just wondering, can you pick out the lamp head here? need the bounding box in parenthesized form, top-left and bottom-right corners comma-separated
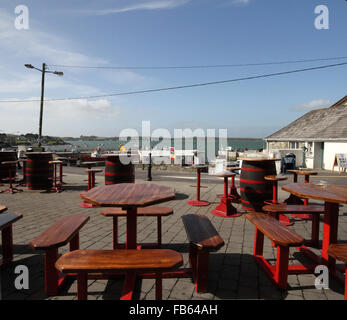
(25, 64, 34, 69)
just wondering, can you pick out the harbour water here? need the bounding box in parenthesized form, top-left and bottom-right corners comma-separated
(44, 138, 265, 155)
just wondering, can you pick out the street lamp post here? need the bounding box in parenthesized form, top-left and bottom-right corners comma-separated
(25, 63, 63, 147)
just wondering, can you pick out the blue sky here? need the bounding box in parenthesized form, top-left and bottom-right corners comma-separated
(0, 0, 346, 138)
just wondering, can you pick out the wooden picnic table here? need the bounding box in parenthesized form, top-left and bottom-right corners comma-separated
(282, 182, 347, 284)
(80, 183, 175, 249)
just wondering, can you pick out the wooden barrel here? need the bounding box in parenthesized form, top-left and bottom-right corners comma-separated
(105, 155, 135, 185)
(0, 151, 17, 181)
(25, 152, 53, 190)
(239, 159, 276, 211)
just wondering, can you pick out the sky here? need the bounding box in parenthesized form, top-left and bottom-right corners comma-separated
(0, 0, 346, 138)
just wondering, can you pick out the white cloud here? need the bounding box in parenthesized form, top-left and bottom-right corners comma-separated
(0, 10, 106, 66)
(231, 0, 251, 5)
(0, 98, 122, 136)
(83, 0, 191, 15)
(293, 99, 331, 112)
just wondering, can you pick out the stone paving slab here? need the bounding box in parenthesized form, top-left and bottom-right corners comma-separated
(0, 169, 346, 300)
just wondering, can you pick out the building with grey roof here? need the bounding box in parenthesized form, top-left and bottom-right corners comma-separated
(265, 95, 347, 171)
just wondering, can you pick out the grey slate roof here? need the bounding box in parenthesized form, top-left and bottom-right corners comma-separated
(265, 95, 347, 141)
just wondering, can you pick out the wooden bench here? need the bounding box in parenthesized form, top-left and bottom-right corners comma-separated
(0, 213, 23, 268)
(246, 212, 305, 289)
(101, 206, 173, 249)
(55, 249, 183, 300)
(29, 214, 90, 295)
(263, 204, 324, 247)
(327, 244, 347, 300)
(181, 214, 224, 293)
(0, 205, 7, 213)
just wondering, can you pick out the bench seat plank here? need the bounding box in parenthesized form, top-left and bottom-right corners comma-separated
(101, 206, 173, 217)
(328, 244, 347, 263)
(55, 249, 183, 273)
(30, 214, 90, 250)
(182, 214, 224, 251)
(0, 213, 23, 230)
(263, 204, 324, 213)
(246, 212, 304, 247)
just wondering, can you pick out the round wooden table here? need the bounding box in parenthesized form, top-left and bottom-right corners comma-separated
(187, 165, 210, 207)
(211, 171, 241, 218)
(226, 167, 241, 201)
(282, 182, 347, 286)
(80, 183, 175, 249)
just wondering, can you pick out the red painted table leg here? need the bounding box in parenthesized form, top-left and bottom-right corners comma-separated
(285, 172, 304, 205)
(211, 176, 241, 218)
(228, 174, 241, 203)
(187, 168, 209, 206)
(1, 166, 23, 194)
(126, 207, 137, 249)
(322, 202, 339, 266)
(80, 171, 96, 207)
(58, 162, 66, 185)
(269, 180, 293, 226)
(291, 174, 311, 220)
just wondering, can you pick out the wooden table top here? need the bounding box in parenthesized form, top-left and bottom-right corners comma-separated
(215, 171, 235, 177)
(282, 183, 347, 204)
(287, 169, 318, 176)
(237, 157, 281, 162)
(80, 183, 175, 207)
(264, 175, 288, 181)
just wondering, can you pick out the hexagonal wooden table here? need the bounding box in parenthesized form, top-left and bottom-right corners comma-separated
(80, 183, 175, 249)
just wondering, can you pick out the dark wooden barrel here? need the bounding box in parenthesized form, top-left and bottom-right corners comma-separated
(25, 152, 53, 190)
(105, 155, 135, 185)
(0, 151, 17, 181)
(239, 159, 276, 212)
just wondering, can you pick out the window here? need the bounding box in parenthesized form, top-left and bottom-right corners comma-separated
(289, 141, 299, 149)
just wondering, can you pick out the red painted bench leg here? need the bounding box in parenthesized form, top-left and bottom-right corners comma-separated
(189, 244, 197, 280)
(70, 233, 79, 251)
(121, 272, 136, 300)
(45, 248, 59, 296)
(254, 228, 264, 256)
(156, 273, 162, 300)
(345, 265, 347, 300)
(195, 249, 209, 293)
(275, 246, 289, 290)
(1, 225, 13, 266)
(77, 273, 88, 300)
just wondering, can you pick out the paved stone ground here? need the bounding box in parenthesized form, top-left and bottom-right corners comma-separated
(0, 168, 346, 300)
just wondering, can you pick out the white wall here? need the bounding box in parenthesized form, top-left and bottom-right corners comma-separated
(323, 142, 347, 171)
